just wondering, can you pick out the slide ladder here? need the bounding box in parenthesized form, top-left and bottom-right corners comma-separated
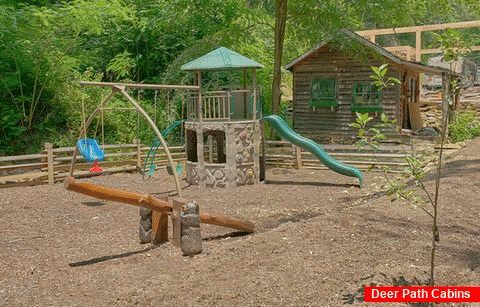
(143, 120, 184, 178)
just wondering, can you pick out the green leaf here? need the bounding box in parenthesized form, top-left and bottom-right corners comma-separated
(380, 113, 388, 123)
(371, 65, 380, 76)
(386, 77, 401, 85)
(349, 123, 361, 129)
(360, 112, 370, 122)
(379, 64, 388, 77)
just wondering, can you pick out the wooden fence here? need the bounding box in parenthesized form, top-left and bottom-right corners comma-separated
(0, 140, 185, 188)
(266, 141, 419, 172)
(1, 138, 455, 188)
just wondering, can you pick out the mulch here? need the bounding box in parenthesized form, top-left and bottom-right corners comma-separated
(1, 137, 480, 306)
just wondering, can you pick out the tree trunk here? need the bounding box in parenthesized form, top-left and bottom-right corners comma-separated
(272, 0, 288, 115)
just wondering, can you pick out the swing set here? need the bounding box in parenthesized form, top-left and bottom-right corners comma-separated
(70, 81, 200, 197)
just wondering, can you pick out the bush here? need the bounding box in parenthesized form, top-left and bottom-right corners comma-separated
(448, 107, 480, 143)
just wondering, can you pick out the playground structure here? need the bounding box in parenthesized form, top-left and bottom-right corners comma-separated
(63, 47, 364, 255)
(69, 82, 199, 197)
(180, 47, 363, 188)
(180, 47, 264, 188)
(66, 77, 260, 254)
(70, 47, 363, 191)
(64, 176, 254, 255)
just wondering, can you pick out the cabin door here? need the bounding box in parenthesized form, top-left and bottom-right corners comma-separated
(401, 75, 422, 130)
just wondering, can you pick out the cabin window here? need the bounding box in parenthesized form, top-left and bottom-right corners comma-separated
(309, 79, 339, 108)
(350, 82, 383, 112)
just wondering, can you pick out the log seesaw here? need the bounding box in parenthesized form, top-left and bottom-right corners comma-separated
(64, 177, 254, 255)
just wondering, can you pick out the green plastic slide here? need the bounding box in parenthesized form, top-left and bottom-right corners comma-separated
(262, 115, 363, 187)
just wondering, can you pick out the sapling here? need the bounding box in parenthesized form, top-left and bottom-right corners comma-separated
(350, 61, 445, 287)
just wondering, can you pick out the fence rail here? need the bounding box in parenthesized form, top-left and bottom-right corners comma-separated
(0, 138, 451, 188)
(0, 140, 185, 188)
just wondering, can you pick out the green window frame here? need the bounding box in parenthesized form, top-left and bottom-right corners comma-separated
(350, 82, 383, 113)
(309, 79, 339, 108)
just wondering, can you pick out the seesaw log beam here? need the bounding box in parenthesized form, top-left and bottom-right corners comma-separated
(64, 177, 254, 233)
(64, 176, 171, 213)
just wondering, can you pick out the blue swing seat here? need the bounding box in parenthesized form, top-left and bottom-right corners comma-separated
(77, 139, 105, 163)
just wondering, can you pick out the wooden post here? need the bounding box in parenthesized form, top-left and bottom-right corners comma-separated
(172, 198, 185, 248)
(411, 138, 417, 158)
(208, 135, 213, 163)
(415, 30, 422, 62)
(197, 71, 203, 123)
(227, 92, 232, 121)
(45, 142, 54, 185)
(295, 145, 302, 169)
(243, 68, 247, 119)
(151, 195, 169, 245)
(252, 68, 257, 120)
(260, 121, 266, 182)
(135, 139, 142, 169)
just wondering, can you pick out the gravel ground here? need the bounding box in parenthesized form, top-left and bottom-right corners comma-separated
(1, 137, 480, 306)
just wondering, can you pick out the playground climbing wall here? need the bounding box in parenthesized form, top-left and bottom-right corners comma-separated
(185, 120, 262, 188)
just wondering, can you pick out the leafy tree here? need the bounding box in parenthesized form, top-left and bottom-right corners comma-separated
(1, 0, 479, 155)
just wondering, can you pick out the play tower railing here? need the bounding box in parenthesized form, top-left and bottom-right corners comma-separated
(187, 89, 260, 121)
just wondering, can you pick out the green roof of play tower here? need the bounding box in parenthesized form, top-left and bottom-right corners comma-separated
(180, 47, 264, 71)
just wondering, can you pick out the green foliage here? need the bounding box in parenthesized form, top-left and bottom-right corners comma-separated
(432, 28, 470, 62)
(350, 112, 395, 151)
(107, 51, 136, 81)
(1, 0, 479, 155)
(370, 64, 401, 90)
(448, 107, 480, 143)
(352, 65, 432, 208)
(350, 108, 428, 211)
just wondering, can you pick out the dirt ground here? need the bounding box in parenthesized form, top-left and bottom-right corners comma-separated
(1, 137, 480, 306)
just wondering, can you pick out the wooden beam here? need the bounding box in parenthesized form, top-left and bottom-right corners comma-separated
(415, 30, 422, 62)
(421, 46, 480, 54)
(45, 142, 54, 185)
(79, 81, 200, 91)
(151, 210, 169, 244)
(0, 162, 48, 172)
(64, 176, 173, 213)
(119, 89, 183, 197)
(0, 153, 46, 162)
(64, 177, 255, 233)
(356, 20, 480, 36)
(199, 212, 255, 233)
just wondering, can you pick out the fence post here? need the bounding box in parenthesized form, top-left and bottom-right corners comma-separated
(136, 139, 142, 169)
(295, 145, 302, 169)
(45, 142, 54, 184)
(411, 137, 417, 158)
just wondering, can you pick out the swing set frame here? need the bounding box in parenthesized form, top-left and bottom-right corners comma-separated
(70, 81, 200, 197)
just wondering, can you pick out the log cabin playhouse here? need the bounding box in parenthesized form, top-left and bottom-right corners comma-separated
(285, 29, 451, 142)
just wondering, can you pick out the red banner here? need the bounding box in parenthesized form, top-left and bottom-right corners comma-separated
(364, 286, 480, 303)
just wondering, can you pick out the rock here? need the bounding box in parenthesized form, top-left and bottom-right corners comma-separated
(180, 202, 202, 255)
